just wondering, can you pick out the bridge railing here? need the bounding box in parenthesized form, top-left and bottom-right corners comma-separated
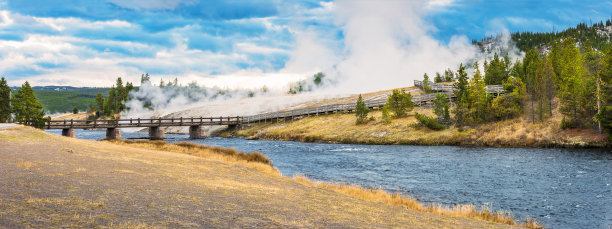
(38, 117, 242, 129)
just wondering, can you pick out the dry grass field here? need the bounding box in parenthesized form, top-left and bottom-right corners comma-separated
(228, 105, 608, 148)
(0, 126, 539, 228)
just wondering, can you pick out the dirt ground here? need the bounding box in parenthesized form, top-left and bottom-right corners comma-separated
(0, 126, 517, 228)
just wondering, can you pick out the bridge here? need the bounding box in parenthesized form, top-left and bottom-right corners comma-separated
(36, 81, 505, 140)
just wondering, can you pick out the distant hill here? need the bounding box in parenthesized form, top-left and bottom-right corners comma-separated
(474, 20, 612, 52)
(32, 88, 111, 114)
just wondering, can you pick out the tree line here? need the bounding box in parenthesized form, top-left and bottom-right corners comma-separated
(90, 77, 134, 119)
(0, 78, 48, 128)
(354, 35, 612, 140)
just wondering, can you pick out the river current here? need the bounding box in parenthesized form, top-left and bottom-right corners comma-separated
(46, 129, 612, 229)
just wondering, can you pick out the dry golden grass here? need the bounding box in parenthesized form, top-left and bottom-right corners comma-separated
(233, 104, 608, 148)
(1, 126, 529, 228)
(293, 175, 543, 229)
(112, 139, 279, 176)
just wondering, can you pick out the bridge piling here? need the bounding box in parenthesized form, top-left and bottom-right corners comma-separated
(105, 128, 121, 140)
(61, 128, 75, 138)
(189, 125, 206, 139)
(149, 126, 165, 140)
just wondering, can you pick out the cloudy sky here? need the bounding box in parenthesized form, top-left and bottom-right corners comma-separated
(0, 0, 611, 90)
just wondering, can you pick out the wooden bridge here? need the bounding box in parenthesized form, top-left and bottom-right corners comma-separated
(38, 81, 505, 140)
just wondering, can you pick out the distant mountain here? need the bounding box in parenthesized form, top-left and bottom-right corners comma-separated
(474, 20, 612, 53)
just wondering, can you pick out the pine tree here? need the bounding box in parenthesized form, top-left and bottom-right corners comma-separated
(583, 41, 604, 132)
(11, 81, 46, 128)
(433, 93, 450, 121)
(444, 69, 454, 82)
(386, 89, 414, 118)
(381, 104, 392, 124)
(453, 63, 469, 125)
(423, 73, 432, 93)
(535, 55, 555, 121)
(434, 72, 443, 83)
(95, 93, 104, 113)
(468, 61, 487, 123)
(523, 48, 540, 123)
(106, 86, 117, 114)
(0, 77, 11, 122)
(355, 94, 368, 124)
(557, 37, 585, 127)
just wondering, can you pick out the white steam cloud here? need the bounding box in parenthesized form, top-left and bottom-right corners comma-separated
(123, 0, 524, 122)
(324, 0, 478, 93)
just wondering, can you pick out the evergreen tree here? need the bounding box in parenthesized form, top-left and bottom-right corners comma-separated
(116, 77, 125, 111)
(106, 86, 117, 114)
(491, 77, 526, 120)
(434, 72, 443, 83)
(381, 104, 392, 124)
(140, 73, 150, 84)
(0, 77, 11, 122)
(95, 93, 104, 113)
(422, 73, 432, 93)
(355, 94, 368, 124)
(598, 45, 612, 140)
(433, 93, 450, 121)
(444, 68, 455, 82)
(557, 37, 585, 127)
(484, 52, 509, 85)
(453, 63, 469, 125)
(523, 48, 541, 123)
(11, 82, 46, 128)
(386, 89, 414, 118)
(468, 61, 487, 123)
(535, 55, 555, 121)
(583, 41, 605, 132)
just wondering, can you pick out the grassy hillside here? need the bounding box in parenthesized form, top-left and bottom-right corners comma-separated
(33, 88, 110, 114)
(0, 126, 539, 228)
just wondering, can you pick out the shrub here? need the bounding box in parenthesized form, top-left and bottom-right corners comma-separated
(386, 89, 414, 118)
(561, 117, 576, 129)
(381, 104, 392, 124)
(415, 112, 445, 130)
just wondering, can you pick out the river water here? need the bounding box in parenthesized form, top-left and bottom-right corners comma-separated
(46, 129, 612, 229)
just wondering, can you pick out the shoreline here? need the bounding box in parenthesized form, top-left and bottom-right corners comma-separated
(216, 110, 610, 149)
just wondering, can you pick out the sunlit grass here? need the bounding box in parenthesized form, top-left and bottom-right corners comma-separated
(294, 175, 543, 229)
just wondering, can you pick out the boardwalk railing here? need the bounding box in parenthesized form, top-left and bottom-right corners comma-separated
(36, 117, 242, 129)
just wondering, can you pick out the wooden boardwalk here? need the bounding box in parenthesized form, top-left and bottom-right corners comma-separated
(36, 81, 505, 139)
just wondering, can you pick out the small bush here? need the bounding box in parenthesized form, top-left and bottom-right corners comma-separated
(561, 117, 576, 129)
(415, 112, 445, 130)
(381, 105, 392, 124)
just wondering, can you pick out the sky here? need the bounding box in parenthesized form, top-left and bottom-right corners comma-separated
(0, 0, 611, 91)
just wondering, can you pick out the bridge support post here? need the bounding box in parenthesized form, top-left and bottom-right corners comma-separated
(149, 126, 165, 140)
(105, 128, 121, 140)
(189, 125, 206, 139)
(61, 128, 75, 138)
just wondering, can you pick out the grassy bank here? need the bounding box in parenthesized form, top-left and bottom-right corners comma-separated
(0, 126, 541, 228)
(222, 106, 609, 148)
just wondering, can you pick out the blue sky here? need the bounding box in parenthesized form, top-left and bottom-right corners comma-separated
(0, 0, 611, 88)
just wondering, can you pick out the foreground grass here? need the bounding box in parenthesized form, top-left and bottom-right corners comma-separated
(226, 106, 608, 148)
(0, 126, 539, 228)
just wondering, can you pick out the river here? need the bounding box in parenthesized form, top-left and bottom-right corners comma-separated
(46, 129, 612, 229)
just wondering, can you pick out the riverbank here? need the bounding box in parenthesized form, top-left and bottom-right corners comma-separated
(220, 107, 609, 148)
(0, 126, 541, 228)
